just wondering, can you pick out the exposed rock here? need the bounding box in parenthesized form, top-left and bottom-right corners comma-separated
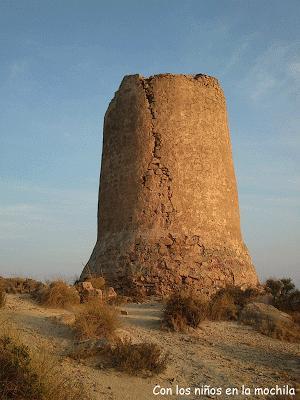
(81, 281, 94, 291)
(106, 287, 117, 299)
(81, 73, 259, 295)
(75, 281, 103, 303)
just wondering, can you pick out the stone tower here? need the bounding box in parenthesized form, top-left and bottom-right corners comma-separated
(81, 74, 258, 295)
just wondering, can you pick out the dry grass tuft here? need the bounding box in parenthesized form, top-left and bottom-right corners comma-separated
(34, 280, 80, 309)
(0, 335, 42, 399)
(74, 301, 120, 340)
(0, 276, 44, 295)
(104, 339, 168, 376)
(0, 289, 6, 308)
(209, 289, 238, 321)
(290, 311, 300, 326)
(163, 289, 208, 332)
(0, 327, 87, 400)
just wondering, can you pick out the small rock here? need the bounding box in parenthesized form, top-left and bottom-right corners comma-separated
(120, 310, 128, 315)
(81, 281, 94, 291)
(107, 287, 117, 299)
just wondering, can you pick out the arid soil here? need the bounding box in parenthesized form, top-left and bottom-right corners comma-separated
(1, 294, 299, 400)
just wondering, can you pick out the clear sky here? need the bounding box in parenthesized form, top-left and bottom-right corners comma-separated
(0, 0, 299, 285)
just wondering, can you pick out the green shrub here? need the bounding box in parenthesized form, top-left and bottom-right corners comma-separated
(265, 278, 300, 312)
(105, 340, 168, 376)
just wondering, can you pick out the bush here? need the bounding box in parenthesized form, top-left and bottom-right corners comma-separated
(0, 277, 45, 295)
(163, 289, 208, 332)
(35, 280, 80, 309)
(0, 289, 6, 308)
(209, 290, 238, 321)
(265, 278, 300, 312)
(0, 334, 86, 400)
(74, 302, 120, 340)
(208, 285, 262, 321)
(0, 335, 42, 399)
(105, 340, 168, 376)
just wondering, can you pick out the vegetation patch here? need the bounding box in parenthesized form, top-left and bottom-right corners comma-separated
(104, 340, 168, 376)
(74, 301, 120, 340)
(265, 278, 300, 313)
(0, 289, 6, 308)
(0, 276, 44, 295)
(0, 334, 86, 400)
(163, 289, 208, 331)
(209, 289, 238, 321)
(34, 280, 80, 309)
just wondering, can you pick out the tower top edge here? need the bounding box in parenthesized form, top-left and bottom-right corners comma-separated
(121, 73, 221, 88)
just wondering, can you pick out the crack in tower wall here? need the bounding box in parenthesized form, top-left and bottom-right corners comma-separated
(140, 77, 175, 228)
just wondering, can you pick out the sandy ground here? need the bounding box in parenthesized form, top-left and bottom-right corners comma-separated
(1, 294, 299, 400)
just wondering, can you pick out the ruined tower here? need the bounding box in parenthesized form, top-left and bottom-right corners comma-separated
(81, 74, 258, 295)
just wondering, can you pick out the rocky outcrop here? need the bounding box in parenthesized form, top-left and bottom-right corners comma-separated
(81, 74, 258, 295)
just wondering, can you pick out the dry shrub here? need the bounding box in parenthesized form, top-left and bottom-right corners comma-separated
(105, 340, 168, 376)
(0, 334, 87, 400)
(74, 302, 120, 340)
(290, 311, 300, 326)
(208, 285, 261, 321)
(265, 278, 300, 312)
(35, 280, 80, 309)
(0, 276, 45, 295)
(0, 335, 43, 399)
(0, 289, 6, 308)
(163, 289, 208, 332)
(209, 290, 238, 321)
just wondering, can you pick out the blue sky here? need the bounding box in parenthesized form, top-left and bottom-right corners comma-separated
(0, 0, 299, 285)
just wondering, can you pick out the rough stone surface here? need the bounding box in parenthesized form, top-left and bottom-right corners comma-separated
(81, 73, 259, 295)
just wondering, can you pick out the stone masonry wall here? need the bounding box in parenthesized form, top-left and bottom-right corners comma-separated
(81, 74, 258, 295)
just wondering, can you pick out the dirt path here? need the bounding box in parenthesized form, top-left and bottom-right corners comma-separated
(1, 294, 299, 400)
